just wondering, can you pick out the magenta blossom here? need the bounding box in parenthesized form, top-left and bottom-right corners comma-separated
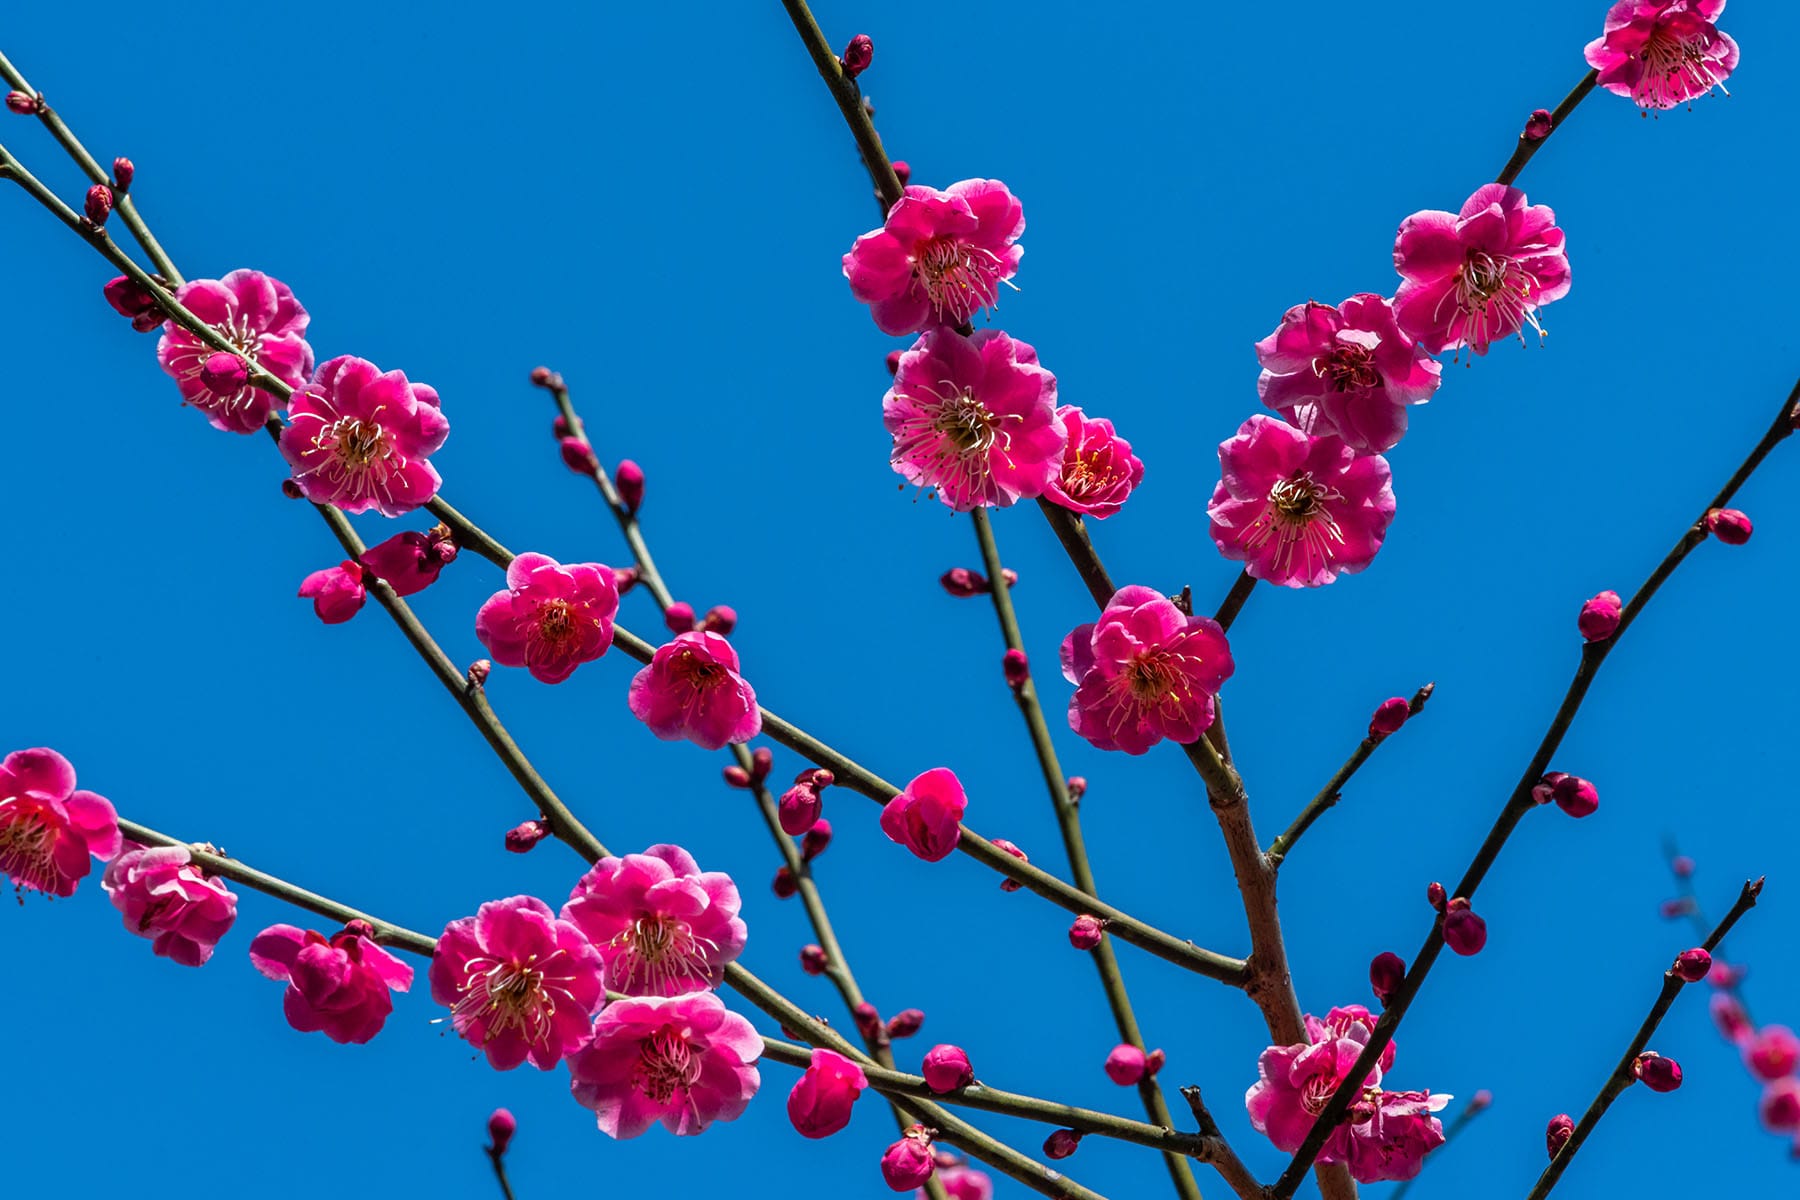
(929, 1166, 994, 1200)
(430, 896, 605, 1071)
(101, 842, 238, 966)
(879, 768, 967, 862)
(298, 561, 366, 624)
(475, 552, 620, 684)
(156, 269, 312, 433)
(1309, 1006, 1399, 1075)
(360, 526, 457, 597)
(0, 747, 120, 897)
(1584, 1, 1738, 110)
(1744, 1026, 1800, 1083)
(1342, 1089, 1450, 1183)
(1246, 1019, 1382, 1155)
(279, 355, 449, 516)
(1060, 585, 1235, 754)
(249, 921, 413, 1044)
(568, 991, 762, 1138)
(885, 328, 1064, 511)
(562, 844, 747, 997)
(1254, 294, 1442, 453)
(843, 179, 1024, 334)
(1043, 406, 1145, 519)
(1393, 184, 1571, 357)
(627, 631, 762, 750)
(787, 1048, 868, 1138)
(1207, 415, 1395, 588)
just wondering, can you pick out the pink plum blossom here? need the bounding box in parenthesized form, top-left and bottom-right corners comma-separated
(249, 920, 413, 1044)
(567, 990, 762, 1138)
(1393, 184, 1571, 357)
(1744, 1026, 1800, 1082)
(929, 1166, 994, 1200)
(156, 269, 312, 433)
(1207, 415, 1395, 588)
(1761, 1078, 1800, 1134)
(1342, 1089, 1450, 1184)
(430, 896, 605, 1070)
(475, 552, 620, 684)
(1043, 406, 1145, 518)
(879, 768, 967, 862)
(1254, 294, 1442, 453)
(1060, 585, 1235, 754)
(298, 561, 367, 624)
(101, 842, 238, 965)
(885, 328, 1064, 511)
(1247, 1020, 1381, 1155)
(1584, 1, 1738, 110)
(843, 179, 1024, 334)
(562, 844, 747, 996)
(359, 525, 457, 597)
(627, 631, 762, 749)
(787, 1047, 868, 1138)
(0, 747, 120, 897)
(279, 355, 449, 516)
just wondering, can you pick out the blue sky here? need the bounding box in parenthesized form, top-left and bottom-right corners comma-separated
(2, 2, 1795, 1197)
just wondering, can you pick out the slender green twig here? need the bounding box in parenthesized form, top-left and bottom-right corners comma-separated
(1496, 71, 1600, 188)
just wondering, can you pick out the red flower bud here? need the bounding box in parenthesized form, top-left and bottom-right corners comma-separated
(800, 944, 828, 976)
(1634, 1052, 1683, 1093)
(6, 91, 40, 115)
(103, 274, 157, 318)
(1065, 776, 1087, 802)
(881, 1128, 935, 1190)
(722, 765, 752, 789)
(663, 601, 696, 633)
(1002, 648, 1029, 689)
(1659, 897, 1695, 920)
(1443, 900, 1488, 956)
(778, 783, 824, 837)
(939, 567, 989, 597)
(772, 866, 798, 899)
(1043, 1129, 1083, 1160)
(503, 819, 549, 853)
(200, 351, 250, 398)
(922, 1044, 973, 1093)
(992, 837, 1028, 891)
(1369, 696, 1410, 737)
(1673, 948, 1712, 983)
(530, 366, 554, 387)
(701, 605, 738, 635)
(885, 349, 903, 377)
(112, 156, 135, 191)
(1549, 773, 1599, 818)
(1069, 914, 1105, 950)
(612, 565, 640, 595)
(886, 1008, 925, 1040)
(840, 34, 873, 79)
(84, 183, 114, 226)
(559, 437, 599, 476)
(1469, 1089, 1493, 1113)
(854, 1002, 885, 1044)
(1524, 108, 1554, 141)
(801, 818, 833, 862)
(1104, 1044, 1147, 1085)
(1546, 1113, 1574, 1159)
(891, 159, 911, 186)
(1578, 590, 1623, 642)
(1706, 507, 1752, 545)
(1427, 881, 1447, 912)
(751, 747, 774, 783)
(466, 659, 491, 688)
(487, 1108, 516, 1156)
(1144, 1048, 1165, 1076)
(1370, 951, 1405, 1005)
(615, 459, 645, 515)
(1671, 854, 1695, 879)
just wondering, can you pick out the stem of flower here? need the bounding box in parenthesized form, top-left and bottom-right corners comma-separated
(1496, 71, 1600, 188)
(1212, 571, 1256, 633)
(485, 1149, 518, 1200)
(776, 0, 902, 211)
(1035, 498, 1117, 608)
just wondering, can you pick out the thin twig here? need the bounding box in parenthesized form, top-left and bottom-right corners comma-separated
(1212, 571, 1256, 633)
(1180, 1087, 1267, 1200)
(485, 1150, 518, 1200)
(1496, 71, 1600, 188)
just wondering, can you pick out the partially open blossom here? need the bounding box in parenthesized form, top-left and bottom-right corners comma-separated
(298, 561, 366, 624)
(1393, 184, 1571, 356)
(1061, 585, 1235, 753)
(1635, 1052, 1683, 1092)
(248, 921, 413, 1044)
(1443, 900, 1488, 956)
(882, 1127, 938, 1190)
(101, 842, 238, 965)
(1370, 698, 1411, 737)
(923, 1044, 974, 1093)
(1673, 948, 1712, 983)
(0, 748, 120, 897)
(476, 552, 620, 684)
(1370, 951, 1406, 1005)
(562, 844, 745, 997)
(1044, 406, 1145, 518)
(1254, 295, 1441, 453)
(157, 269, 312, 433)
(1343, 1090, 1449, 1184)
(880, 768, 966, 862)
(430, 896, 604, 1071)
(788, 1047, 868, 1138)
(1069, 914, 1105, 950)
(885, 327, 1064, 510)
(280, 355, 447, 515)
(1744, 1027, 1800, 1082)
(1760, 1079, 1800, 1134)
(359, 525, 457, 597)
(1105, 1044, 1148, 1086)
(1546, 1113, 1575, 1158)
(628, 631, 761, 749)
(930, 1165, 993, 1200)
(568, 990, 762, 1138)
(1579, 590, 1623, 641)
(844, 179, 1024, 334)
(1584, 1, 1738, 110)
(1246, 1018, 1382, 1154)
(1706, 507, 1753, 544)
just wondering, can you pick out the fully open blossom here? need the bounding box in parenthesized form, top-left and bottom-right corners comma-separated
(279, 355, 448, 516)
(0, 747, 120, 897)
(843, 179, 1023, 334)
(885, 328, 1064, 510)
(475, 552, 620, 684)
(1207, 415, 1395, 588)
(1060, 585, 1234, 754)
(1247, 1019, 1381, 1154)
(249, 921, 413, 1044)
(1043, 406, 1145, 518)
(1584, 1, 1738, 110)
(568, 991, 762, 1138)
(1393, 184, 1571, 356)
(101, 842, 238, 965)
(787, 1048, 868, 1138)
(628, 631, 761, 749)
(430, 896, 604, 1071)
(562, 844, 746, 996)
(879, 768, 967, 862)
(1342, 1089, 1450, 1183)
(298, 561, 367, 624)
(156, 269, 312, 433)
(360, 525, 457, 597)
(1254, 294, 1442, 453)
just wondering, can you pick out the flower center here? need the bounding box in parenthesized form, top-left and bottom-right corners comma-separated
(1439, 250, 1545, 353)
(1633, 25, 1730, 109)
(1246, 472, 1347, 575)
(891, 380, 1029, 503)
(914, 236, 1005, 325)
(1315, 343, 1381, 391)
(634, 1025, 702, 1104)
(1123, 651, 1182, 704)
(672, 648, 724, 689)
(454, 954, 559, 1042)
(310, 413, 402, 497)
(0, 808, 55, 892)
(537, 599, 576, 646)
(611, 914, 718, 995)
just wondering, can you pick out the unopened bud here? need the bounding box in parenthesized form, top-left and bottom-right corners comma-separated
(615, 459, 645, 515)
(613, 565, 640, 595)
(1369, 696, 1410, 737)
(992, 838, 1028, 891)
(85, 183, 114, 226)
(663, 601, 696, 633)
(751, 747, 774, 782)
(772, 866, 798, 899)
(1002, 648, 1029, 689)
(922, 1044, 973, 1093)
(487, 1108, 516, 1156)
(800, 944, 829, 975)
(701, 605, 738, 635)
(1634, 1052, 1682, 1093)
(6, 91, 39, 115)
(1706, 507, 1753, 545)
(530, 366, 554, 387)
(1524, 108, 1554, 141)
(891, 159, 911, 186)
(1427, 881, 1447, 912)
(840, 34, 873, 79)
(1578, 590, 1623, 642)
(886, 1008, 925, 1040)
(1144, 1048, 1165, 1077)
(939, 567, 989, 597)
(200, 351, 249, 397)
(1065, 776, 1087, 802)
(1104, 1044, 1147, 1086)
(1659, 897, 1695, 920)
(102, 274, 157, 318)
(1443, 899, 1488, 956)
(778, 783, 824, 837)
(466, 659, 492, 688)
(1671, 854, 1695, 879)
(559, 437, 599, 477)
(880, 1129, 935, 1190)
(504, 819, 549, 853)
(722, 764, 752, 789)
(1549, 773, 1599, 818)
(801, 818, 833, 862)
(551, 415, 572, 439)
(281, 479, 305, 499)
(1370, 951, 1405, 1006)
(1468, 1088, 1493, 1113)
(1043, 1129, 1083, 1160)
(131, 310, 163, 332)
(1546, 1113, 1574, 1159)
(1069, 914, 1105, 950)
(1711, 992, 1752, 1042)
(112, 156, 134, 191)
(1673, 948, 1712, 983)
(854, 1002, 885, 1044)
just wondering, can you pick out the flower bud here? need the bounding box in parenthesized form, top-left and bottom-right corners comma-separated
(466, 659, 491, 688)
(1524, 108, 1554, 141)
(788, 1047, 868, 1139)
(922, 1044, 974, 1093)
(800, 944, 828, 976)
(504, 819, 549, 853)
(1706, 507, 1752, 545)
(1549, 774, 1599, 818)
(1369, 696, 1410, 737)
(102, 274, 157, 318)
(1069, 914, 1105, 950)
(530, 366, 560, 389)
(992, 838, 1028, 891)
(1104, 1044, 1147, 1086)
(1427, 881, 1447, 912)
(1001, 568, 1019, 588)
(1709, 959, 1743, 988)
(841, 34, 874, 79)
(1546, 1113, 1574, 1159)
(1043, 1129, 1083, 1160)
(1745, 1026, 1800, 1081)
(1712, 992, 1752, 1043)
(1673, 948, 1712, 983)
(615, 459, 645, 514)
(1578, 590, 1623, 642)
(664, 601, 696, 633)
(281, 479, 305, 499)
(298, 561, 367, 624)
(1144, 1048, 1166, 1077)
(559, 436, 599, 476)
(891, 159, 911, 186)
(854, 1002, 885, 1044)
(612, 565, 640, 595)
(131, 310, 163, 332)
(881, 1128, 935, 1191)
(1370, 951, 1405, 1005)
(1002, 648, 1030, 689)
(752, 747, 774, 782)
(1443, 899, 1488, 956)
(1469, 1088, 1493, 1113)
(1759, 1078, 1800, 1134)
(722, 765, 751, 789)
(886, 349, 903, 376)
(85, 183, 114, 226)
(772, 866, 798, 899)
(802, 818, 833, 862)
(6, 91, 39, 115)
(1065, 776, 1087, 802)
(701, 604, 738, 635)
(1634, 1052, 1682, 1092)
(112, 156, 135, 191)
(778, 783, 824, 836)
(939, 567, 989, 597)
(1659, 897, 1694, 920)
(886, 1009, 925, 1040)
(487, 1108, 516, 1156)
(199, 351, 249, 397)
(1672, 854, 1695, 878)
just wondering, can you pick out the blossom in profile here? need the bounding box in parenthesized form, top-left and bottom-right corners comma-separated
(787, 1047, 868, 1138)
(279, 355, 449, 516)
(561, 844, 747, 996)
(157, 269, 312, 433)
(1342, 1089, 1450, 1183)
(102, 842, 238, 965)
(1207, 415, 1395, 588)
(430, 896, 605, 1070)
(628, 631, 761, 749)
(1393, 184, 1570, 357)
(1254, 294, 1441, 453)
(359, 525, 457, 597)
(249, 920, 413, 1044)
(885, 328, 1064, 510)
(843, 179, 1024, 334)
(0, 747, 120, 897)
(879, 768, 967, 862)
(475, 552, 620, 684)
(298, 561, 367, 624)
(1060, 585, 1235, 754)
(1043, 406, 1145, 518)
(1584, 1, 1738, 111)
(567, 991, 762, 1138)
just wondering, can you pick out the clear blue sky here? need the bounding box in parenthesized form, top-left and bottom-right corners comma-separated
(2, 3, 1795, 1197)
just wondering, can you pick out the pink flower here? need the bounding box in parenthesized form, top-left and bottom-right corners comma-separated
(561, 844, 747, 997)
(931, 1166, 993, 1200)
(248, 921, 413, 1044)
(430, 896, 605, 1071)
(1060, 585, 1235, 754)
(1246, 1020, 1382, 1154)
(1044, 406, 1145, 518)
(1342, 1089, 1450, 1183)
(1761, 1079, 1800, 1134)
(1393, 184, 1571, 357)
(101, 842, 238, 965)
(567, 991, 762, 1138)
(627, 631, 762, 749)
(0, 747, 120, 897)
(475, 552, 620, 684)
(1309, 1006, 1399, 1075)
(1744, 1026, 1800, 1082)
(1208, 415, 1395, 588)
(787, 1047, 868, 1138)
(1584, 1, 1738, 110)
(279, 355, 449, 516)
(359, 526, 457, 597)
(885, 328, 1064, 511)
(1254, 295, 1442, 453)
(843, 179, 1024, 334)
(298, 561, 367, 624)
(156, 269, 312, 434)
(879, 768, 967, 862)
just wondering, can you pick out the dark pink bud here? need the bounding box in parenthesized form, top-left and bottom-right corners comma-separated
(1578, 590, 1623, 642)
(1634, 1052, 1682, 1093)
(886, 1009, 925, 1040)
(102, 274, 157, 318)
(467, 659, 491, 688)
(939, 567, 989, 597)
(701, 605, 738, 635)
(6, 91, 39, 114)
(280, 479, 305, 499)
(1065, 776, 1087, 802)
(615, 459, 645, 514)
(1549, 774, 1599, 818)
(992, 837, 1028, 892)
(199, 351, 249, 398)
(1144, 1048, 1165, 1077)
(778, 783, 824, 836)
(1427, 881, 1447, 912)
(1469, 1089, 1493, 1113)
(885, 349, 903, 377)
(111, 156, 134, 191)
(130, 310, 163, 332)
(1673, 948, 1712, 983)
(504, 819, 549, 853)
(1659, 897, 1695, 919)
(891, 159, 911, 186)
(1709, 958, 1744, 988)
(663, 601, 696, 633)
(1760, 1080, 1800, 1134)
(1706, 508, 1753, 545)
(722, 765, 752, 789)
(1531, 771, 1568, 805)
(751, 747, 774, 783)
(1443, 900, 1488, 956)
(84, 184, 114, 226)
(559, 437, 599, 476)
(1369, 696, 1410, 737)
(612, 565, 640, 594)
(530, 366, 554, 387)
(840, 34, 873, 78)
(854, 1002, 885, 1044)
(1672, 854, 1695, 878)
(1524, 108, 1554, 141)
(1069, 914, 1105, 950)
(1370, 951, 1405, 1005)
(772, 866, 798, 899)
(1043, 1129, 1083, 1160)
(881, 1128, 935, 1191)
(801, 818, 833, 862)
(487, 1108, 516, 1156)
(800, 944, 828, 975)
(551, 415, 572, 441)
(1546, 1113, 1575, 1159)
(1002, 648, 1030, 689)
(1104, 1044, 1147, 1086)
(922, 1044, 973, 1093)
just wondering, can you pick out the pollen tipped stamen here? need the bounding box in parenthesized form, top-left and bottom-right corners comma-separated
(0, 813, 56, 893)
(914, 238, 1006, 324)
(634, 1026, 704, 1103)
(890, 379, 1029, 503)
(611, 915, 719, 995)
(1245, 472, 1347, 576)
(453, 952, 567, 1044)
